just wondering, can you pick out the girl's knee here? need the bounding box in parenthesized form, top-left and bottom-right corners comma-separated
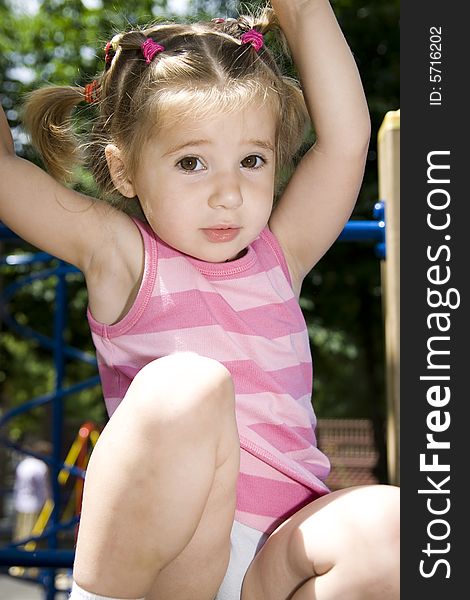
(287, 486, 399, 592)
(126, 352, 235, 430)
(356, 484, 400, 541)
(345, 485, 400, 593)
(334, 484, 400, 573)
(289, 485, 400, 569)
(321, 485, 400, 547)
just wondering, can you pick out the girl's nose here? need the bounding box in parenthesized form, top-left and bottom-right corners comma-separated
(208, 175, 243, 209)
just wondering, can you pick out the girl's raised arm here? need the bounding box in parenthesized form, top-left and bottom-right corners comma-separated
(0, 104, 131, 275)
(269, 0, 371, 294)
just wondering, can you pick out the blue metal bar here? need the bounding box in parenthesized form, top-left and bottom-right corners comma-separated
(0, 376, 101, 428)
(1, 264, 80, 301)
(0, 251, 54, 265)
(0, 244, 88, 597)
(46, 266, 68, 599)
(337, 202, 386, 258)
(5, 515, 80, 549)
(0, 261, 94, 363)
(0, 549, 74, 568)
(0, 310, 97, 363)
(0, 222, 20, 240)
(0, 437, 87, 479)
(338, 219, 385, 241)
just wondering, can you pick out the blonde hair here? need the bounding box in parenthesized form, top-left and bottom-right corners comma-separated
(23, 7, 309, 217)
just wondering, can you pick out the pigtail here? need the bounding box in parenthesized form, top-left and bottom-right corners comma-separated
(210, 8, 287, 76)
(85, 30, 159, 202)
(104, 33, 123, 71)
(212, 7, 280, 46)
(252, 6, 280, 36)
(22, 85, 87, 182)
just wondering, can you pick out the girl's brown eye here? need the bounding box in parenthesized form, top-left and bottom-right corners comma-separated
(179, 157, 201, 171)
(241, 155, 263, 169)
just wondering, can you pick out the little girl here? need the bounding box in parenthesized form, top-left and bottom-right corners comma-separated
(0, 1, 399, 599)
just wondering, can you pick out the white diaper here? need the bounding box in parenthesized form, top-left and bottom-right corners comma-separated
(215, 520, 268, 600)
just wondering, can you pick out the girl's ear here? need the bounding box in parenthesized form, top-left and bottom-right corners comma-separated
(105, 144, 136, 198)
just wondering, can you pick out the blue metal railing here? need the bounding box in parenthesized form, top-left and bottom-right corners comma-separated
(337, 201, 385, 258)
(0, 237, 99, 599)
(0, 201, 386, 598)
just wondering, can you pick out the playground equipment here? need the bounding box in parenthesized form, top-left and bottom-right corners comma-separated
(0, 247, 100, 598)
(378, 110, 400, 485)
(0, 110, 400, 599)
(0, 423, 100, 596)
(14, 422, 99, 552)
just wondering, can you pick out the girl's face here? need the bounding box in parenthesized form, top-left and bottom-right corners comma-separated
(128, 104, 277, 262)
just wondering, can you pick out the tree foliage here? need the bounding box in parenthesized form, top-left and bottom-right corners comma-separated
(0, 0, 399, 476)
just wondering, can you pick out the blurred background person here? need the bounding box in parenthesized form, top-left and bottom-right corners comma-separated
(12, 439, 52, 545)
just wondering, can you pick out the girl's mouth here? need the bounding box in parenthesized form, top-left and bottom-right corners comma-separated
(202, 227, 240, 243)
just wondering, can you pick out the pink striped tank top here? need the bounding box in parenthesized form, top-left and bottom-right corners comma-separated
(87, 219, 330, 534)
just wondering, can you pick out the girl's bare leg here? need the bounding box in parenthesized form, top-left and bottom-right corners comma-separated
(73, 352, 240, 600)
(242, 484, 400, 600)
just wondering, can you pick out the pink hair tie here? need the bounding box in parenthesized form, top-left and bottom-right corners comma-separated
(141, 38, 165, 64)
(240, 29, 264, 52)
